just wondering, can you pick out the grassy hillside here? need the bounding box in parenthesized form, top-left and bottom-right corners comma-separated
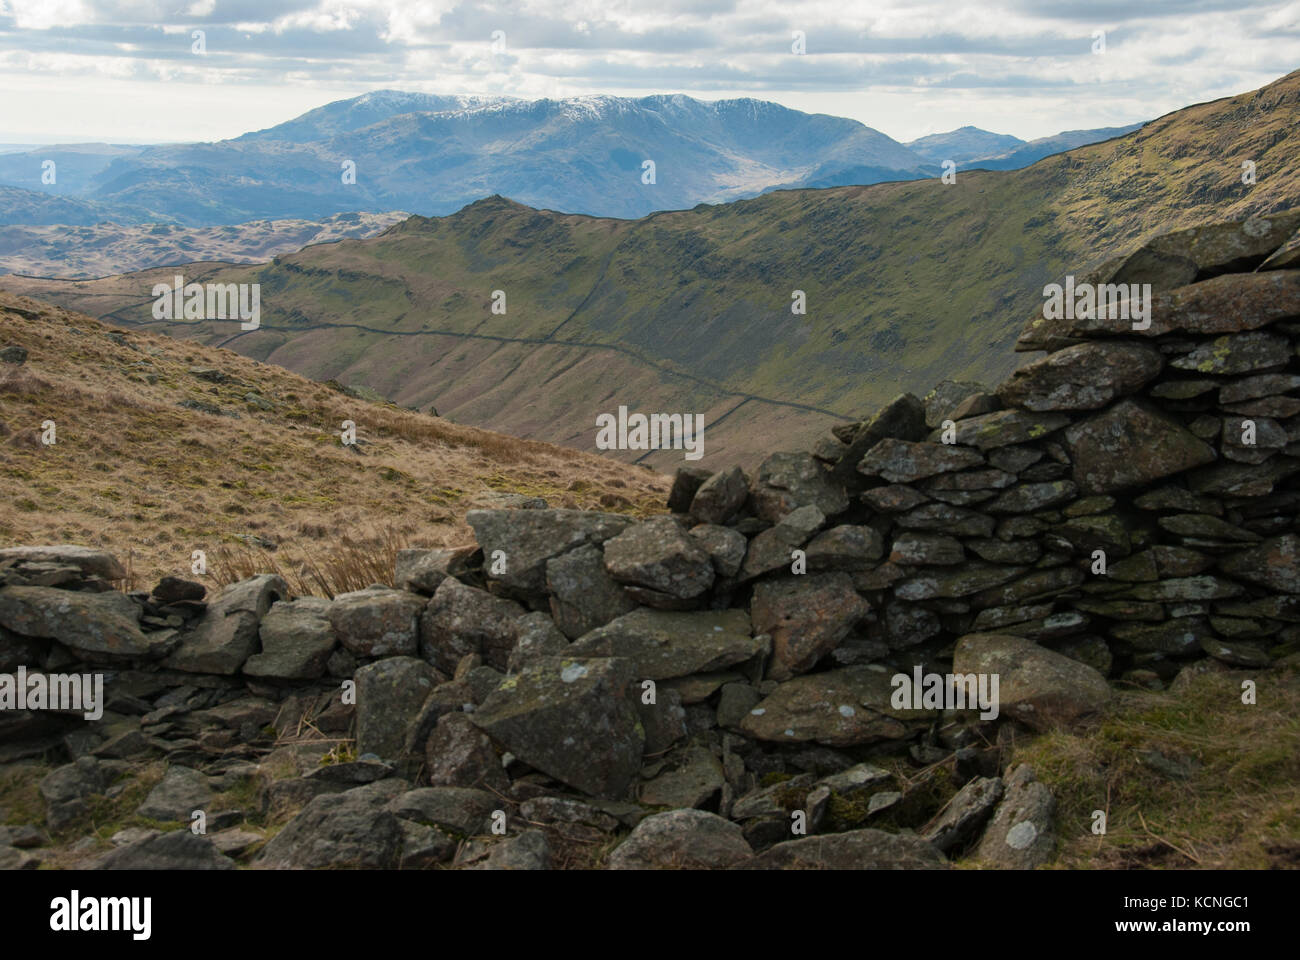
(0, 290, 668, 592)
(9, 69, 1300, 468)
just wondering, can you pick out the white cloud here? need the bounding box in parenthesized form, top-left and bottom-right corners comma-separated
(0, 0, 1294, 142)
(4, 0, 93, 30)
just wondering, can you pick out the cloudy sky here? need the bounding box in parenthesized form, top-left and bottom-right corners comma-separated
(1, 0, 1297, 144)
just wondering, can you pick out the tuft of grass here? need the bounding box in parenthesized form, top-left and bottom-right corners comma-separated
(1012, 665, 1300, 869)
(210, 525, 411, 598)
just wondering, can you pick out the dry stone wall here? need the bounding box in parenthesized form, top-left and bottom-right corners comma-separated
(2, 210, 1299, 869)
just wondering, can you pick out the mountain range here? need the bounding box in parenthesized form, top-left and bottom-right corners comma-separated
(0, 91, 1141, 227)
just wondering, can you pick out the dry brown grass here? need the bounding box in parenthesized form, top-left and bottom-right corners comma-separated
(210, 525, 414, 598)
(0, 288, 670, 593)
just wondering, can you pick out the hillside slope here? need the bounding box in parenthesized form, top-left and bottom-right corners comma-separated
(0, 290, 668, 590)
(9, 70, 1300, 468)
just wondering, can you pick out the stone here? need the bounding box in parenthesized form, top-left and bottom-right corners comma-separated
(812, 434, 849, 463)
(751, 574, 869, 680)
(890, 533, 965, 565)
(473, 830, 552, 870)
(355, 657, 441, 761)
(814, 762, 892, 798)
(0, 545, 126, 581)
(1223, 396, 1300, 418)
(546, 544, 636, 638)
(243, 597, 336, 679)
(396, 820, 456, 867)
(258, 784, 404, 869)
(747, 828, 947, 870)
(0, 586, 171, 659)
(1219, 373, 1300, 404)
(150, 576, 205, 603)
(1064, 399, 1215, 494)
(690, 466, 749, 524)
(1200, 637, 1270, 668)
(885, 602, 942, 648)
(1157, 514, 1260, 543)
(425, 712, 509, 792)
(751, 452, 849, 522)
(638, 742, 726, 809)
(608, 809, 754, 869)
(40, 756, 112, 830)
(928, 409, 1071, 449)
(690, 524, 748, 578)
(161, 575, 287, 673)
(420, 577, 525, 673)
(739, 666, 930, 747)
(740, 504, 826, 580)
(998, 341, 1164, 411)
(953, 633, 1110, 729)
(1220, 535, 1300, 592)
(603, 516, 715, 605)
(923, 380, 988, 428)
(975, 764, 1056, 869)
(569, 607, 763, 681)
(637, 686, 688, 754)
(922, 776, 1004, 852)
(504, 612, 567, 673)
(972, 602, 1054, 630)
(137, 765, 212, 822)
(1128, 576, 1242, 602)
(0, 847, 39, 870)
(1170, 330, 1290, 375)
(896, 564, 1028, 601)
(1188, 459, 1300, 498)
(1110, 619, 1212, 655)
(1056, 514, 1131, 557)
(305, 759, 394, 785)
(1018, 255, 1300, 346)
(1150, 378, 1219, 400)
(329, 587, 425, 659)
(387, 787, 497, 836)
(857, 438, 984, 483)
(1260, 222, 1300, 270)
(862, 485, 930, 512)
(830, 393, 928, 487)
(98, 830, 236, 870)
(922, 468, 1017, 493)
(1133, 486, 1224, 515)
(471, 657, 643, 798)
(0, 824, 41, 849)
(895, 503, 995, 538)
(466, 508, 630, 599)
(967, 538, 1041, 564)
(667, 466, 713, 513)
(730, 774, 816, 820)
(394, 545, 480, 595)
(985, 480, 1078, 513)
(949, 392, 1000, 421)
(1054, 635, 1114, 676)
(716, 683, 762, 729)
(519, 796, 621, 832)
(805, 525, 885, 570)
